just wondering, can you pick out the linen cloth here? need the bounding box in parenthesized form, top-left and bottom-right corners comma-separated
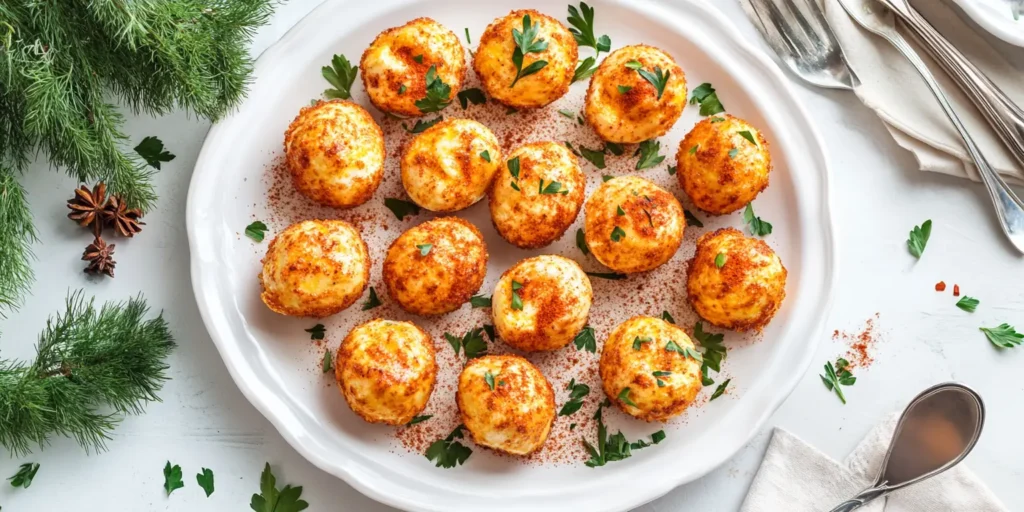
(740, 414, 1008, 511)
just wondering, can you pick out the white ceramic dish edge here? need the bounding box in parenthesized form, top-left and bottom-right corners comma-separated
(952, 0, 1024, 47)
(185, 0, 840, 510)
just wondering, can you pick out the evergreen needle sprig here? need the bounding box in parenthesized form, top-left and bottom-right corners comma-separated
(0, 291, 175, 455)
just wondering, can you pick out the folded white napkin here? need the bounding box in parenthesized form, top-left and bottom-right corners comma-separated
(819, 0, 1024, 184)
(740, 414, 1008, 511)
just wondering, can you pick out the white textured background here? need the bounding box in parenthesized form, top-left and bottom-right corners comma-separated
(1, 0, 1022, 510)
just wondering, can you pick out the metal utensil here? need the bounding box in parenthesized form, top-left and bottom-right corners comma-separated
(829, 383, 985, 512)
(740, 0, 859, 89)
(835, 0, 1024, 253)
(876, 0, 1024, 182)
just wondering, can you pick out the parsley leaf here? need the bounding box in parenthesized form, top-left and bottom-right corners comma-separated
(321, 348, 333, 374)
(617, 387, 637, 407)
(981, 323, 1022, 348)
(907, 220, 932, 259)
(574, 325, 597, 352)
(583, 399, 653, 467)
(709, 379, 731, 401)
(661, 311, 675, 324)
(743, 203, 773, 237)
(425, 425, 473, 468)
(667, 165, 677, 175)
(511, 280, 524, 310)
(196, 468, 215, 497)
(402, 116, 443, 134)
(635, 65, 670, 100)
(567, 2, 611, 55)
(539, 180, 567, 194)
(573, 57, 598, 83)
(407, 415, 432, 426)
(586, 271, 627, 280)
(361, 287, 382, 311)
(134, 136, 175, 169)
(578, 144, 607, 169)
(616, 205, 626, 216)
(602, 174, 615, 182)
(457, 87, 487, 109)
(715, 253, 727, 268)
(738, 130, 758, 146)
(485, 370, 497, 390)
(163, 461, 184, 496)
(559, 109, 576, 119)
(634, 139, 666, 170)
(653, 370, 671, 387)
(470, 294, 492, 308)
(482, 324, 496, 342)
(617, 85, 633, 94)
(684, 210, 704, 228)
(605, 142, 624, 155)
(666, 340, 703, 362)
(576, 228, 590, 255)
(417, 244, 432, 256)
(689, 82, 725, 115)
(245, 221, 268, 242)
(413, 54, 424, 64)
(728, 148, 738, 159)
(322, 53, 358, 100)
(693, 322, 726, 385)
(465, 27, 472, 44)
(415, 65, 452, 113)
(480, 150, 491, 162)
(559, 378, 591, 416)
(610, 226, 626, 242)
(510, 15, 549, 88)
(305, 324, 325, 340)
(956, 296, 979, 312)
(462, 328, 488, 358)
(8, 462, 39, 489)
(384, 198, 421, 220)
(632, 336, 653, 350)
(625, 60, 642, 70)
(820, 359, 855, 404)
(249, 463, 308, 512)
(445, 332, 462, 355)
(507, 156, 521, 190)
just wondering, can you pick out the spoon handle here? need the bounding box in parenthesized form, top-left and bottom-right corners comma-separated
(829, 484, 890, 512)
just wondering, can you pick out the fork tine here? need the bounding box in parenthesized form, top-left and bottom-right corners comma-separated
(746, 0, 812, 61)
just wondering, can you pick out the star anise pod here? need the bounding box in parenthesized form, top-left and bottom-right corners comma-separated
(82, 236, 116, 277)
(103, 195, 145, 237)
(67, 182, 107, 237)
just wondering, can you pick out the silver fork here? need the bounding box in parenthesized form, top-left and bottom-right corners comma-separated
(834, 0, 1024, 253)
(740, 0, 858, 89)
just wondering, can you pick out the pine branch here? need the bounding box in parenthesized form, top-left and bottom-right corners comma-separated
(0, 291, 175, 455)
(0, 166, 35, 316)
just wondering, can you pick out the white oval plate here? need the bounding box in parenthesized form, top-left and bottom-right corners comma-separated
(187, 0, 837, 510)
(952, 0, 1024, 47)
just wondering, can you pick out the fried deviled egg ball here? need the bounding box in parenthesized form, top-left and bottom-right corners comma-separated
(335, 319, 437, 425)
(259, 219, 370, 318)
(284, 100, 385, 209)
(489, 142, 585, 248)
(491, 255, 592, 352)
(583, 176, 685, 274)
(457, 355, 556, 455)
(360, 17, 465, 117)
(687, 228, 787, 331)
(474, 10, 578, 109)
(584, 45, 687, 143)
(400, 119, 502, 212)
(383, 217, 488, 316)
(600, 316, 702, 421)
(676, 114, 772, 215)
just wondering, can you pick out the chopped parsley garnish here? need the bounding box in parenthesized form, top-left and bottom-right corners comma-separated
(667, 165, 677, 175)
(196, 468, 215, 497)
(361, 287, 382, 310)
(559, 378, 591, 416)
(564, 141, 581, 156)
(738, 130, 758, 146)
(163, 461, 184, 496)
(511, 280, 524, 310)
(661, 311, 675, 324)
(510, 14, 549, 88)
(413, 54, 424, 63)
(507, 156, 521, 191)
(578, 145, 606, 169)
(322, 53, 358, 100)
(446, 327, 488, 358)
(576, 228, 590, 255)
(907, 219, 932, 259)
(689, 144, 698, 155)
(981, 323, 1022, 348)
(634, 139, 666, 170)
(8, 462, 39, 489)
(715, 253, 727, 268)
(245, 221, 268, 242)
(398, 84, 407, 94)
(573, 325, 597, 352)
(610, 226, 626, 242)
(684, 210, 704, 228)
(321, 348, 333, 374)
(470, 294, 492, 308)
(425, 425, 472, 468)
(559, 109, 576, 119)
(743, 203, 773, 236)
(605, 142, 624, 155)
(693, 322, 726, 385)
(666, 340, 702, 362)
(652, 370, 672, 387)
(728, 148, 738, 159)
(632, 336, 652, 350)
(539, 179, 568, 194)
(690, 82, 725, 115)
(480, 150, 491, 162)
(407, 415, 432, 426)
(415, 65, 452, 113)
(602, 174, 615, 182)
(710, 116, 726, 123)
(625, 60, 642, 70)
(710, 379, 731, 401)
(821, 358, 855, 404)
(465, 27, 472, 44)
(567, 2, 611, 56)
(457, 87, 486, 109)
(635, 65, 670, 100)
(956, 296, 979, 312)
(617, 85, 632, 94)
(482, 324, 496, 342)
(573, 56, 598, 83)
(384, 197, 422, 220)
(417, 243, 432, 256)
(586, 271, 627, 280)
(616, 205, 626, 216)
(305, 324, 325, 340)
(617, 387, 637, 407)
(484, 370, 498, 390)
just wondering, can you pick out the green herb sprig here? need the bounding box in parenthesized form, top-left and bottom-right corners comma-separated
(635, 140, 666, 170)
(567, 3, 610, 56)
(510, 15, 549, 88)
(134, 137, 176, 169)
(820, 358, 855, 404)
(446, 328, 489, 359)
(8, 462, 39, 489)
(322, 54, 358, 99)
(425, 425, 472, 468)
(981, 323, 1022, 348)
(690, 82, 725, 115)
(559, 378, 591, 416)
(907, 220, 932, 259)
(415, 66, 453, 113)
(574, 326, 597, 353)
(744, 203, 773, 237)
(250, 463, 308, 512)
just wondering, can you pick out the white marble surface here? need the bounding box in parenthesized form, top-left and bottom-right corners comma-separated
(1, 1, 1021, 510)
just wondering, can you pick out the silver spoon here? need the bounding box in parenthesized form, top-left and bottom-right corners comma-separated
(829, 383, 985, 511)
(835, 0, 1024, 253)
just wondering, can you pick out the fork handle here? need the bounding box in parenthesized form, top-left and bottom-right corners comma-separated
(880, 0, 1024, 171)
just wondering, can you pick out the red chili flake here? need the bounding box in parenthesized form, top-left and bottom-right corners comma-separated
(953, 284, 960, 297)
(935, 281, 946, 292)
